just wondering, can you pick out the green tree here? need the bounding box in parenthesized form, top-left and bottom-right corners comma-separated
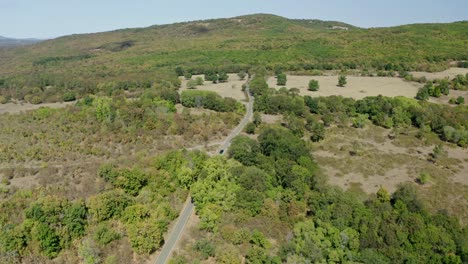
(195, 76, 204, 85)
(245, 122, 256, 134)
(184, 72, 192, 80)
(126, 220, 166, 254)
(93, 223, 120, 246)
(308, 79, 319, 91)
(277, 73, 287, 86)
(253, 112, 262, 126)
(175, 66, 184, 76)
(238, 71, 247, 80)
(338, 75, 347, 87)
(88, 190, 133, 222)
(187, 79, 197, 89)
(218, 72, 229, 83)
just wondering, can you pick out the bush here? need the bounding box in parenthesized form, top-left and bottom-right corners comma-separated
(0, 96, 7, 104)
(193, 239, 215, 259)
(30, 96, 42, 104)
(93, 223, 120, 245)
(238, 71, 247, 80)
(126, 220, 166, 254)
(308, 80, 319, 91)
(195, 76, 204, 85)
(245, 122, 256, 134)
(277, 73, 287, 86)
(184, 72, 192, 80)
(187, 80, 197, 89)
(338, 75, 347, 87)
(218, 72, 229, 83)
(417, 173, 430, 185)
(63, 91, 76, 102)
(456, 96, 465, 105)
(88, 190, 133, 222)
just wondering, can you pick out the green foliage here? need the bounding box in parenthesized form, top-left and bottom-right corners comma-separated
(245, 122, 256, 134)
(238, 71, 247, 80)
(184, 71, 192, 80)
(253, 112, 262, 126)
(218, 72, 229, 83)
(456, 96, 465, 105)
(63, 91, 76, 102)
(126, 220, 166, 254)
(277, 73, 287, 86)
(114, 168, 148, 196)
(93, 223, 120, 246)
(187, 79, 197, 89)
(195, 76, 204, 85)
(88, 190, 133, 222)
(33, 223, 61, 258)
(417, 172, 430, 185)
(308, 79, 319, 91)
(78, 238, 100, 264)
(180, 90, 240, 112)
(193, 239, 215, 259)
(338, 75, 347, 87)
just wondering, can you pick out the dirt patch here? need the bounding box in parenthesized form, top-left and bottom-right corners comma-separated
(0, 101, 74, 114)
(267, 75, 421, 100)
(261, 114, 282, 124)
(410, 68, 468, 81)
(180, 74, 247, 101)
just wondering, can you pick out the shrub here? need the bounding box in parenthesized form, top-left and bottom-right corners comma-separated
(308, 80, 319, 91)
(238, 71, 247, 80)
(277, 73, 287, 86)
(63, 91, 76, 102)
(195, 76, 204, 85)
(338, 75, 347, 87)
(245, 122, 256, 134)
(193, 239, 215, 259)
(456, 96, 465, 105)
(184, 72, 192, 80)
(30, 96, 42, 104)
(187, 80, 197, 89)
(417, 173, 430, 185)
(93, 223, 120, 245)
(0, 96, 7, 104)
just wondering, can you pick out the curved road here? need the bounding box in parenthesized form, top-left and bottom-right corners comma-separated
(154, 87, 254, 264)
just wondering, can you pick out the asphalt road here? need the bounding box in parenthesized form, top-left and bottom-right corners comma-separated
(154, 87, 254, 264)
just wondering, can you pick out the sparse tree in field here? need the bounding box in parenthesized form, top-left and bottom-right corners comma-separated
(218, 72, 229, 83)
(184, 72, 192, 80)
(277, 73, 287, 86)
(417, 173, 430, 185)
(195, 76, 204, 85)
(238, 71, 247, 80)
(431, 144, 447, 161)
(338, 75, 347, 87)
(187, 80, 197, 89)
(308, 80, 319, 91)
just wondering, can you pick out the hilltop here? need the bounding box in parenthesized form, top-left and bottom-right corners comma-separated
(0, 35, 42, 47)
(0, 14, 467, 100)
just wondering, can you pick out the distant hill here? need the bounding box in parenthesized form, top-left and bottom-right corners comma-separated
(0, 36, 42, 47)
(0, 13, 467, 93)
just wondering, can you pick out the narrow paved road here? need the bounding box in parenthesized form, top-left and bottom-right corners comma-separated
(154, 87, 254, 264)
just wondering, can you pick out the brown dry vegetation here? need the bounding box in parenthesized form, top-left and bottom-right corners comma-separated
(311, 124, 468, 224)
(267, 75, 422, 100)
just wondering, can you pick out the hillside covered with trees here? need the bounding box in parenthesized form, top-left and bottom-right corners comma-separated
(0, 14, 467, 102)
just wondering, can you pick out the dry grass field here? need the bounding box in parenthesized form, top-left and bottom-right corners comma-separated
(179, 74, 247, 101)
(311, 124, 468, 224)
(411, 67, 468, 80)
(267, 75, 422, 99)
(0, 101, 75, 114)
